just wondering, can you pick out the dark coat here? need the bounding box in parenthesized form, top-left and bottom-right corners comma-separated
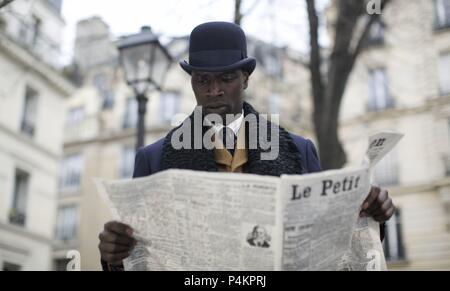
(132, 133, 322, 178)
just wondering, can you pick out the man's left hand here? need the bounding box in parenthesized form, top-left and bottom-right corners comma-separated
(360, 186, 395, 223)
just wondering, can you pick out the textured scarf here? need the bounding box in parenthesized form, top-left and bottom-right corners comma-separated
(160, 102, 304, 176)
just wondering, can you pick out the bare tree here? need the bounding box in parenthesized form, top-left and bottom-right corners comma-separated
(234, 0, 261, 25)
(0, 0, 15, 9)
(306, 0, 390, 170)
(234, 0, 244, 25)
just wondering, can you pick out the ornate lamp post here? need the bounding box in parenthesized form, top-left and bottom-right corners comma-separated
(117, 26, 172, 150)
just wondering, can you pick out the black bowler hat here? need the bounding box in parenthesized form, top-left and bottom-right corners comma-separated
(180, 22, 256, 75)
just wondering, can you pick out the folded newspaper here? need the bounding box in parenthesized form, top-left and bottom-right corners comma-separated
(95, 131, 403, 271)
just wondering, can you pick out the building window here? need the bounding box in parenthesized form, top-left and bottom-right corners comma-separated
(435, 0, 450, 29)
(160, 91, 180, 124)
(255, 49, 283, 78)
(102, 91, 115, 110)
(367, 20, 385, 46)
(253, 44, 283, 78)
(438, 53, 450, 95)
(59, 154, 83, 191)
(2, 262, 22, 271)
(31, 15, 41, 45)
(55, 206, 78, 241)
(383, 209, 406, 262)
(374, 151, 399, 186)
(93, 74, 115, 110)
(21, 86, 39, 137)
(123, 97, 138, 129)
(66, 107, 85, 127)
(19, 15, 41, 46)
(120, 146, 135, 179)
(93, 74, 108, 91)
(368, 68, 394, 112)
(9, 169, 29, 227)
(268, 94, 281, 114)
(265, 53, 283, 77)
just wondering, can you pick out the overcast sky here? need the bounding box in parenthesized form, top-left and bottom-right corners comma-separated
(61, 0, 329, 64)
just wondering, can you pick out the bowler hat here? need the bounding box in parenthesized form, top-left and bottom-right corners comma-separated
(180, 22, 256, 75)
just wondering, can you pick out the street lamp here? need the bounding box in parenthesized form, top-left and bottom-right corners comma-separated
(117, 26, 172, 150)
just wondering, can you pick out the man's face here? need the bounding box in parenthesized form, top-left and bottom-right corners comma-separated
(255, 227, 265, 240)
(191, 70, 249, 122)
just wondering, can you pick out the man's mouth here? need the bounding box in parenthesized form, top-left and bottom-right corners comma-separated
(205, 104, 228, 110)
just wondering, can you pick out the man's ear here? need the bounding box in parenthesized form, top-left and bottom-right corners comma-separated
(243, 71, 249, 90)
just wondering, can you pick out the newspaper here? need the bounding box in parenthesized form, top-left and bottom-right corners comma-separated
(339, 131, 404, 271)
(95, 131, 403, 271)
(98, 172, 281, 271)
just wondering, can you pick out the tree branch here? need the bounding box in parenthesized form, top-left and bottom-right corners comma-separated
(0, 0, 15, 9)
(234, 0, 243, 25)
(305, 0, 393, 169)
(234, 0, 263, 26)
(306, 0, 324, 106)
(326, 0, 365, 116)
(330, 0, 364, 64)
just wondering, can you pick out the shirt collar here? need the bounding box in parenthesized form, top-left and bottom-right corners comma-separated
(205, 110, 244, 136)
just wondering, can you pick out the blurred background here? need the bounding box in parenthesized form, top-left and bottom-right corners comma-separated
(0, 0, 449, 271)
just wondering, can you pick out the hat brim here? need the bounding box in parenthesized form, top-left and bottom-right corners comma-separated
(179, 58, 256, 75)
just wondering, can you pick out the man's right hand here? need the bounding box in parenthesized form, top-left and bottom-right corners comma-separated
(99, 221, 137, 266)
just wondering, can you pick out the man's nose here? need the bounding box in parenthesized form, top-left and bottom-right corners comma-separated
(207, 79, 224, 97)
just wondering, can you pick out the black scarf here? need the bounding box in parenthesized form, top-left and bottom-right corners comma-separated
(160, 102, 304, 176)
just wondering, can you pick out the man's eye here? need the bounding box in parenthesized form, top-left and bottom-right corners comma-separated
(222, 75, 235, 81)
(197, 77, 209, 84)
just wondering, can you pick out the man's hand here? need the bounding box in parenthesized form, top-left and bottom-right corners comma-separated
(360, 186, 395, 223)
(99, 221, 137, 266)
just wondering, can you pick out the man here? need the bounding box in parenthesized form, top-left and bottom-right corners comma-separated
(247, 226, 271, 248)
(99, 22, 395, 270)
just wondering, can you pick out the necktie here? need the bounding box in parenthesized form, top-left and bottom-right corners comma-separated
(220, 126, 237, 156)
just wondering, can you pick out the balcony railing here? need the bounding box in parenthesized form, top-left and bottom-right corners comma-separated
(9, 209, 26, 226)
(59, 173, 81, 192)
(367, 97, 396, 112)
(64, 115, 100, 144)
(21, 120, 35, 137)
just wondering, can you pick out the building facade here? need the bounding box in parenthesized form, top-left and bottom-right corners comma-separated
(336, 0, 450, 270)
(0, 0, 75, 271)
